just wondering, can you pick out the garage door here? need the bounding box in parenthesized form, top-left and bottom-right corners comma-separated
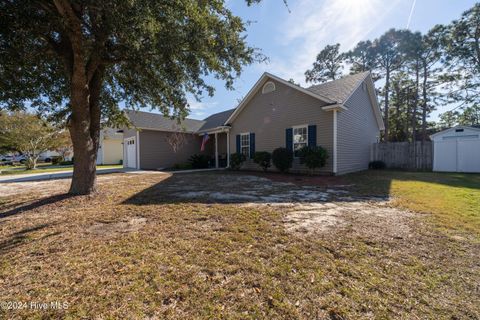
(434, 138, 480, 173)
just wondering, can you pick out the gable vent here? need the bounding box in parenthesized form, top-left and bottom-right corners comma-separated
(262, 81, 276, 94)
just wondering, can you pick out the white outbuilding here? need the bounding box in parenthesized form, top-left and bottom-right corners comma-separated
(431, 125, 480, 173)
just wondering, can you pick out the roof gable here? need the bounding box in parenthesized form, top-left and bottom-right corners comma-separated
(225, 72, 336, 125)
(431, 125, 480, 139)
(198, 108, 235, 132)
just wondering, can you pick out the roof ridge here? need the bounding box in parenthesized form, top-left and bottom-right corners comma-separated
(306, 71, 370, 90)
(125, 109, 205, 124)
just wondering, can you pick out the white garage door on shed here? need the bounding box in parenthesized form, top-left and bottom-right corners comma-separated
(432, 126, 480, 173)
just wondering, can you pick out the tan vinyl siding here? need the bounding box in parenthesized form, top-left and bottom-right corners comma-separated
(102, 139, 123, 164)
(139, 130, 202, 169)
(228, 79, 334, 173)
(337, 82, 380, 174)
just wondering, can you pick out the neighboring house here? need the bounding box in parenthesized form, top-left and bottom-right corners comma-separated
(431, 125, 480, 173)
(96, 128, 124, 165)
(123, 71, 384, 175)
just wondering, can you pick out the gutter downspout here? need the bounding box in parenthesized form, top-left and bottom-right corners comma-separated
(333, 109, 337, 175)
(227, 131, 230, 168)
(136, 130, 140, 170)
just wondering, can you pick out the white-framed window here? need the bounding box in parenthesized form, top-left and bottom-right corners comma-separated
(240, 133, 250, 157)
(293, 125, 308, 156)
(262, 81, 276, 94)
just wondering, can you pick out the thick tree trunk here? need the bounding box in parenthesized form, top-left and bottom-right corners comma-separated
(69, 130, 97, 194)
(68, 68, 104, 195)
(53, 0, 104, 195)
(68, 81, 98, 194)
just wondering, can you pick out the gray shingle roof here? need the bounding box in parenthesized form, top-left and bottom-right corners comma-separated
(306, 71, 370, 104)
(198, 108, 235, 132)
(126, 110, 205, 133)
(124, 72, 372, 134)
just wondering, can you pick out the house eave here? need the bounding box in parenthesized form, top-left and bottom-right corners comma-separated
(196, 126, 231, 135)
(322, 104, 348, 112)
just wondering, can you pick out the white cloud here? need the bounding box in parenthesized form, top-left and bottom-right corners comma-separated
(268, 0, 403, 84)
(187, 99, 218, 119)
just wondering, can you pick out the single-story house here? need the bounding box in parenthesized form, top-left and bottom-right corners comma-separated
(123, 71, 384, 175)
(431, 125, 480, 173)
(96, 128, 124, 165)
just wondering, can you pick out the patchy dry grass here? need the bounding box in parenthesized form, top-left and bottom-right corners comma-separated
(0, 171, 479, 319)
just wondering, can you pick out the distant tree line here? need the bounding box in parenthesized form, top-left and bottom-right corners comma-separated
(305, 3, 480, 142)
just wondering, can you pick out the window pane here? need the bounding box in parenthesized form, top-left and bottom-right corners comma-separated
(240, 133, 249, 157)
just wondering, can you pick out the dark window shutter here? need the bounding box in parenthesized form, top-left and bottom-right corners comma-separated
(249, 133, 255, 159)
(308, 125, 317, 147)
(286, 128, 293, 151)
(236, 135, 241, 154)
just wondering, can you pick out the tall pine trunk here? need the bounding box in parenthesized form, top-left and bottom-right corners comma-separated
(421, 62, 428, 142)
(412, 62, 419, 144)
(384, 69, 390, 141)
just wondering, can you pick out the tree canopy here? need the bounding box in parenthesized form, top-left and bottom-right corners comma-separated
(0, 111, 66, 169)
(0, 0, 263, 194)
(305, 3, 480, 141)
(305, 44, 344, 83)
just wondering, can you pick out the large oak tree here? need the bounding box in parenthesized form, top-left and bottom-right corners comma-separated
(0, 0, 262, 194)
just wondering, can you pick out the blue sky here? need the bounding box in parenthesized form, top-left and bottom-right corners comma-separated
(185, 0, 477, 121)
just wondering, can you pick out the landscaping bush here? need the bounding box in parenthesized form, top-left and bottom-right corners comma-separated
(253, 151, 271, 172)
(172, 163, 193, 170)
(188, 154, 210, 169)
(229, 153, 246, 170)
(369, 160, 386, 170)
(59, 160, 73, 166)
(272, 147, 293, 173)
(298, 146, 328, 172)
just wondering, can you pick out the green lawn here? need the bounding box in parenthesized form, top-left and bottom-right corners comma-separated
(345, 170, 480, 236)
(0, 164, 123, 176)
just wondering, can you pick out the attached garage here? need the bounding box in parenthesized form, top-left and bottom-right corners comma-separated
(432, 126, 480, 173)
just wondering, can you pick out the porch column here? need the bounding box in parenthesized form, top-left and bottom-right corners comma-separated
(215, 132, 219, 168)
(226, 131, 230, 168)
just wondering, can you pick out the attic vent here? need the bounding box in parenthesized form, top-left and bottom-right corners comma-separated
(455, 128, 464, 132)
(262, 81, 276, 94)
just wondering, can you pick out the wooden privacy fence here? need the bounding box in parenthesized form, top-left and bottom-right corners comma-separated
(371, 141, 433, 170)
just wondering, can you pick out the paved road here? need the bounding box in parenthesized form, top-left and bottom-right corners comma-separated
(0, 168, 128, 183)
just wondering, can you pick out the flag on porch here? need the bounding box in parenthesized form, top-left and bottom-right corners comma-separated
(200, 133, 209, 151)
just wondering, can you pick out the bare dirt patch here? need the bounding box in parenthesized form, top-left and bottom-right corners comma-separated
(87, 217, 147, 236)
(282, 201, 413, 240)
(0, 179, 70, 197)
